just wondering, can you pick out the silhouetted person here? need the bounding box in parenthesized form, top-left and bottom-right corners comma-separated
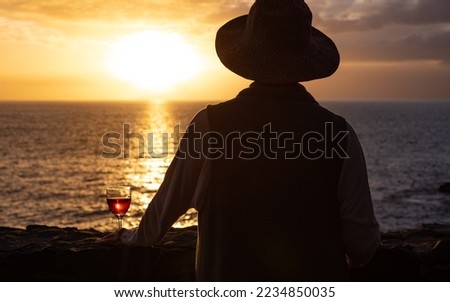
(99, 0, 380, 281)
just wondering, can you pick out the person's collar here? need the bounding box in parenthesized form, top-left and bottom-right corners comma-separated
(237, 81, 317, 103)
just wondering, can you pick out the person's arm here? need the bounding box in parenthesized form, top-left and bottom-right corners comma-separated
(120, 109, 209, 246)
(338, 122, 380, 268)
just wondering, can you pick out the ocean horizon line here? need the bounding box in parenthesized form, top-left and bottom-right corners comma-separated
(0, 98, 449, 103)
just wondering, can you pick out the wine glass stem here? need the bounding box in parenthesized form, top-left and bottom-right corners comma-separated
(117, 217, 123, 230)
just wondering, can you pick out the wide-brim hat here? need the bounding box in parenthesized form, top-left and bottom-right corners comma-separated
(215, 0, 340, 82)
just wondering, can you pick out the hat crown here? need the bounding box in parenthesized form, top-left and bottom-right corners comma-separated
(246, 0, 313, 55)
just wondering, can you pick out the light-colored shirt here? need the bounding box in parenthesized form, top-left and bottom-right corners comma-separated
(122, 108, 380, 267)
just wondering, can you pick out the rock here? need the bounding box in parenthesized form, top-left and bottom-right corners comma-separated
(353, 224, 450, 281)
(1, 224, 450, 281)
(438, 182, 450, 193)
(0, 225, 197, 281)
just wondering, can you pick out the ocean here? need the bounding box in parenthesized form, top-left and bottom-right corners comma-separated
(1, 100, 449, 232)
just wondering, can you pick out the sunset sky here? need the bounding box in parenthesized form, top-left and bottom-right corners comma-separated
(1, 0, 449, 101)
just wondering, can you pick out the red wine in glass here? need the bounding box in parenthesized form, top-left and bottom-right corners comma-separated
(106, 186, 131, 230)
(107, 198, 131, 218)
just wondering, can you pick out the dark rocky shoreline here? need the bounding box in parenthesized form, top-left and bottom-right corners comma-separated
(1, 224, 450, 281)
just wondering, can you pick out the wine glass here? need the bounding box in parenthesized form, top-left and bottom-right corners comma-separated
(106, 186, 131, 230)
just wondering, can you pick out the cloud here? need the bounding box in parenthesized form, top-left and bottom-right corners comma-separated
(341, 29, 450, 63)
(0, 0, 253, 47)
(396, 30, 450, 63)
(0, 17, 65, 45)
(1, 0, 450, 65)
(307, 0, 450, 64)
(2, 0, 448, 33)
(0, 0, 251, 25)
(311, 0, 450, 32)
(200, 0, 251, 24)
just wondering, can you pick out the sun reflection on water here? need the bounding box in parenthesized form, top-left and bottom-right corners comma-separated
(122, 102, 198, 230)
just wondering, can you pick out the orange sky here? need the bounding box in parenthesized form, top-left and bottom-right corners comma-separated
(1, 0, 449, 101)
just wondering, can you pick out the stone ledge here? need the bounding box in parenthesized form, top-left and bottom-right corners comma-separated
(0, 225, 196, 281)
(1, 224, 449, 281)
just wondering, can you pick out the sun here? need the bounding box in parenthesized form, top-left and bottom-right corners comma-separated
(106, 30, 204, 93)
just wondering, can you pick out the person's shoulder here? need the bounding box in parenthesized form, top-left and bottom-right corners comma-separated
(313, 103, 348, 129)
(188, 108, 209, 133)
(206, 85, 249, 111)
(191, 107, 208, 121)
(315, 103, 343, 119)
(205, 96, 244, 119)
(206, 97, 240, 110)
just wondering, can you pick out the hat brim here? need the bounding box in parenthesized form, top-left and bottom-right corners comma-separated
(215, 15, 340, 82)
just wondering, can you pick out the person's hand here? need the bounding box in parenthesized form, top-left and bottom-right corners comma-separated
(95, 228, 127, 245)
